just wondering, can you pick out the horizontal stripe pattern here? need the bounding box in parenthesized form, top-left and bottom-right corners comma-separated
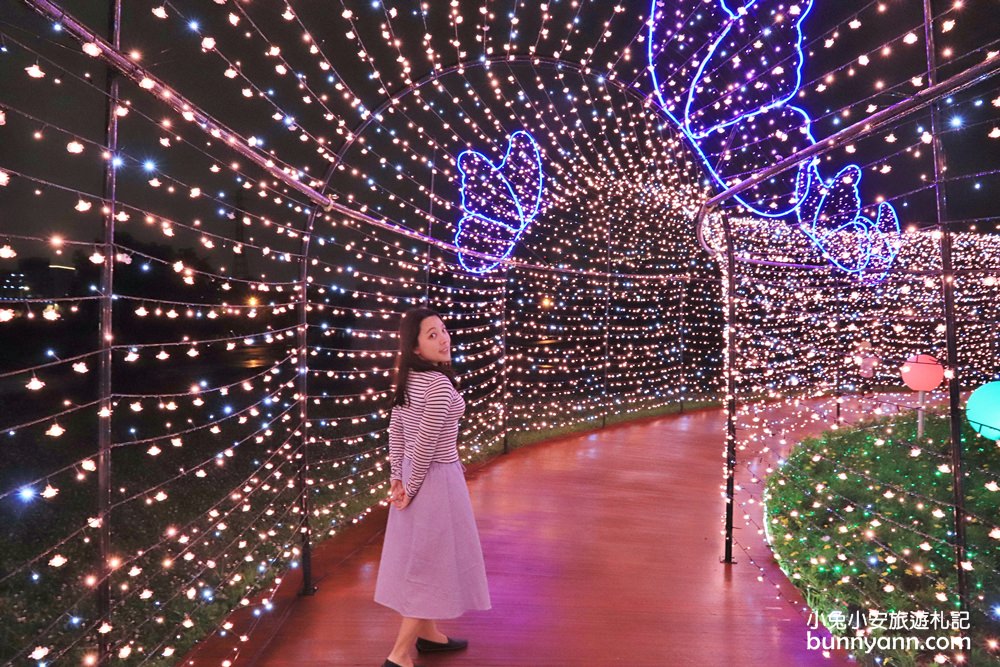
(389, 370, 464, 497)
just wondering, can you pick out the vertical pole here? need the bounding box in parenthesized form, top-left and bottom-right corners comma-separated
(678, 283, 686, 415)
(922, 0, 968, 616)
(939, 209, 969, 615)
(939, 230, 968, 611)
(834, 293, 842, 424)
(835, 367, 842, 424)
(698, 204, 739, 565)
(601, 208, 611, 429)
(917, 390, 926, 439)
(717, 209, 739, 565)
(501, 266, 509, 454)
(424, 149, 436, 305)
(97, 1, 121, 663)
(296, 242, 314, 597)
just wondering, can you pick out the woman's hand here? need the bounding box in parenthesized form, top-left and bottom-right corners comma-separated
(389, 479, 404, 505)
(389, 480, 411, 509)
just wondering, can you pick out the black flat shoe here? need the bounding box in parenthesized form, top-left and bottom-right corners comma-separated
(415, 636, 468, 653)
(382, 660, 424, 667)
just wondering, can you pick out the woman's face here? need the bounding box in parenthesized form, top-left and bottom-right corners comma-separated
(413, 315, 451, 364)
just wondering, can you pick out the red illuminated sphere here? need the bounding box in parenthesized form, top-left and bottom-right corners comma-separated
(899, 354, 944, 392)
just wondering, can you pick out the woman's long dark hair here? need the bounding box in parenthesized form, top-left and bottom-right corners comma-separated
(390, 307, 459, 407)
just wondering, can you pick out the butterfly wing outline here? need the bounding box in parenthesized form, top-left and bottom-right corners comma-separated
(455, 130, 544, 273)
(696, 105, 815, 216)
(863, 202, 902, 284)
(684, 0, 813, 140)
(649, 0, 902, 281)
(649, 0, 815, 217)
(795, 162, 901, 283)
(503, 131, 543, 224)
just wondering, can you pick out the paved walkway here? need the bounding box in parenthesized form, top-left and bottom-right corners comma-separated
(232, 401, 857, 666)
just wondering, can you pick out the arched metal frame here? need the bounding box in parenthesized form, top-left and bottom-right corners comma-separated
(22, 0, 996, 655)
(24, 0, 1000, 620)
(19, 0, 721, 618)
(295, 57, 721, 586)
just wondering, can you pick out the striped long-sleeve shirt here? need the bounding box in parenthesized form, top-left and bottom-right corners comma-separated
(389, 370, 465, 498)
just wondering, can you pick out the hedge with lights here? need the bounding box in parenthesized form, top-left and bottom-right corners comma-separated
(764, 412, 1000, 666)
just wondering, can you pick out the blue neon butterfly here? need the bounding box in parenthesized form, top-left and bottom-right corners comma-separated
(454, 131, 543, 273)
(794, 162, 901, 282)
(649, 0, 901, 282)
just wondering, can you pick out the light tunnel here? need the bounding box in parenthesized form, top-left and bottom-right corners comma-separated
(1, 0, 999, 664)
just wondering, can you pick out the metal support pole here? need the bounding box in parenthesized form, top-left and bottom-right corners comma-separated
(834, 296, 843, 424)
(295, 248, 315, 596)
(917, 390, 926, 439)
(96, 1, 121, 663)
(678, 285, 687, 414)
(939, 211, 969, 614)
(501, 267, 510, 454)
(922, 0, 968, 617)
(601, 210, 612, 430)
(425, 149, 436, 304)
(722, 227, 739, 565)
(835, 367, 842, 424)
(698, 204, 739, 565)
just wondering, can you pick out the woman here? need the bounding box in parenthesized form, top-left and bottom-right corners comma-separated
(374, 307, 491, 667)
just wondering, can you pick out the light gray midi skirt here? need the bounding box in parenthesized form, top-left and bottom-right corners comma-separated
(374, 459, 491, 619)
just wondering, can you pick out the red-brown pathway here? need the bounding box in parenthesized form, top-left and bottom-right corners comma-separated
(192, 403, 858, 667)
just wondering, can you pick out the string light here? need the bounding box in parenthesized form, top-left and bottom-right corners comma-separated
(0, 0, 996, 665)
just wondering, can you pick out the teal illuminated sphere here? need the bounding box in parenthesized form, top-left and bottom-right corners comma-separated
(966, 381, 1000, 441)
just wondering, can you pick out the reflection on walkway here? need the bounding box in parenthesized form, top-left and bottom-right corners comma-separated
(205, 402, 861, 666)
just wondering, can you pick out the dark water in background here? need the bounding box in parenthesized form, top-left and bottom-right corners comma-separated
(0, 309, 297, 489)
